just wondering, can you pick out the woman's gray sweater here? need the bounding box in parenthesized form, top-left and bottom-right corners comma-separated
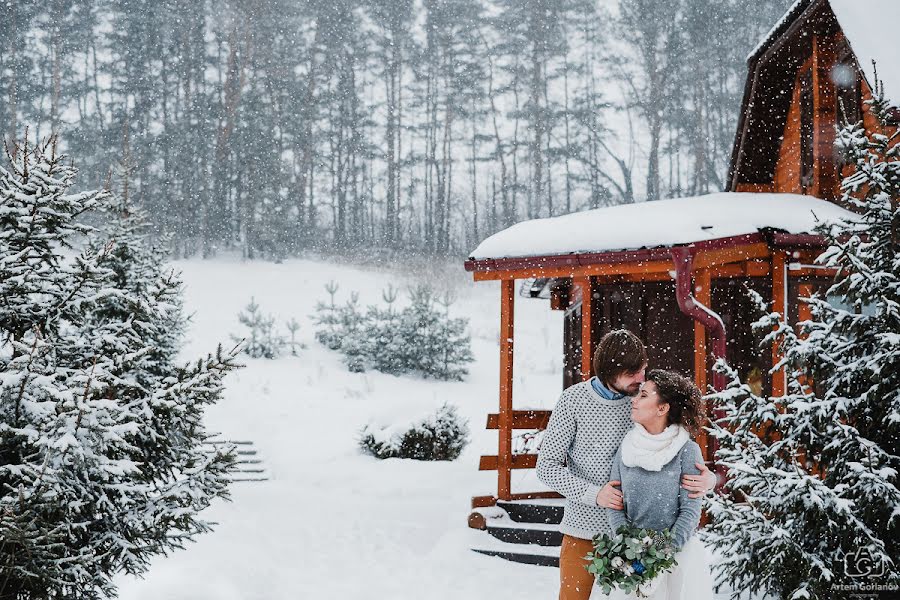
(606, 440, 703, 549)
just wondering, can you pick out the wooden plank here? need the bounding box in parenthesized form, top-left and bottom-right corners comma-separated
(479, 454, 538, 471)
(486, 410, 552, 430)
(797, 282, 815, 324)
(691, 243, 771, 270)
(470, 491, 563, 510)
(473, 260, 674, 282)
(505, 491, 564, 501)
(734, 183, 775, 193)
(772, 252, 788, 397)
(575, 276, 594, 381)
(498, 279, 515, 500)
(788, 266, 838, 278)
(812, 32, 840, 201)
(708, 260, 771, 279)
(471, 495, 498, 509)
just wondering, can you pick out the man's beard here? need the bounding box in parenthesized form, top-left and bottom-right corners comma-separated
(613, 381, 641, 397)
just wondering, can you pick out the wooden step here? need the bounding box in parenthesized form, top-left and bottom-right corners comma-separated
(205, 437, 269, 483)
(486, 522, 563, 547)
(472, 548, 559, 567)
(497, 498, 565, 525)
(470, 534, 560, 568)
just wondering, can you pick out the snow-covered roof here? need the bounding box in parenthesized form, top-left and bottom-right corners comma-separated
(749, 0, 899, 101)
(469, 193, 856, 261)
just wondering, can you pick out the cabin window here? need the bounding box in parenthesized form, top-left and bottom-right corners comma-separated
(799, 69, 814, 191)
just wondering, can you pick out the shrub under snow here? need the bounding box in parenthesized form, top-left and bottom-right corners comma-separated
(359, 404, 470, 461)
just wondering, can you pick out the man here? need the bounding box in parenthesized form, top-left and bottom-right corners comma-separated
(536, 329, 716, 600)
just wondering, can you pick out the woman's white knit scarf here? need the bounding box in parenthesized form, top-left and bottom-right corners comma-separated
(620, 423, 690, 471)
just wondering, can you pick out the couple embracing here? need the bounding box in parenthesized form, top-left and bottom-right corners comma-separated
(537, 329, 717, 600)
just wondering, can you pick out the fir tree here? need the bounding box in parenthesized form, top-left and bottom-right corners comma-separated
(285, 317, 303, 356)
(702, 82, 899, 600)
(231, 297, 285, 359)
(312, 281, 344, 351)
(0, 136, 239, 599)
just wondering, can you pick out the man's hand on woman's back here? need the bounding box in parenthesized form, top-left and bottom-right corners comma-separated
(681, 462, 717, 498)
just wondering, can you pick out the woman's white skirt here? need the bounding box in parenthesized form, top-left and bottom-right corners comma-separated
(591, 535, 715, 600)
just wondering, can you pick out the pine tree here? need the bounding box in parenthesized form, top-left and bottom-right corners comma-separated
(0, 136, 239, 599)
(702, 83, 899, 600)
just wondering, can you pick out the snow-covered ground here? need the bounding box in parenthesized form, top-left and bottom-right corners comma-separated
(114, 255, 750, 600)
(115, 255, 572, 600)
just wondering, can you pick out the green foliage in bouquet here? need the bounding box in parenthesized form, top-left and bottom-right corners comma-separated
(586, 524, 679, 597)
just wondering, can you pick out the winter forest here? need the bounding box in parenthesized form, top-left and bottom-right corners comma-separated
(2, 0, 794, 259)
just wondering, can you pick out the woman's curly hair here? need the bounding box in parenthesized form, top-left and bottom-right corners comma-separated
(645, 369, 707, 436)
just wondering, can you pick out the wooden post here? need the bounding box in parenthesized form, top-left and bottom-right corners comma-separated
(771, 252, 788, 397)
(498, 279, 515, 500)
(798, 282, 814, 324)
(812, 34, 839, 201)
(575, 276, 594, 381)
(693, 268, 711, 459)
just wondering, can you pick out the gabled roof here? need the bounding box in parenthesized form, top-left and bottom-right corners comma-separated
(729, 0, 898, 190)
(750, 0, 898, 101)
(467, 192, 854, 261)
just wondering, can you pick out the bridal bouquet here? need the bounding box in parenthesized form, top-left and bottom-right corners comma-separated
(585, 524, 678, 598)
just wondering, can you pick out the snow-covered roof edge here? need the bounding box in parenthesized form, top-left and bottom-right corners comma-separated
(467, 193, 857, 262)
(747, 0, 811, 62)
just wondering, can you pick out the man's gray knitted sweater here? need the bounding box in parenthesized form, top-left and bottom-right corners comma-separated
(536, 380, 633, 540)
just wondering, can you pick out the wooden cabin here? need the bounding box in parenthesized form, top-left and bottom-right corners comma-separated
(463, 0, 897, 566)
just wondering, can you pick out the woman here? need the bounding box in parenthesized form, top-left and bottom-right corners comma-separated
(605, 369, 715, 600)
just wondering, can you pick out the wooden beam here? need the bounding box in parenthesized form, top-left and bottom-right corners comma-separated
(788, 266, 838, 278)
(772, 252, 788, 397)
(468, 512, 487, 530)
(708, 260, 771, 279)
(486, 410, 552, 430)
(575, 275, 594, 381)
(473, 260, 674, 282)
(471, 495, 498, 509)
(498, 279, 515, 500)
(692, 242, 771, 270)
(598, 271, 674, 283)
(472, 244, 771, 282)
(470, 491, 563, 510)
(693, 268, 712, 461)
(479, 454, 538, 471)
(798, 282, 815, 324)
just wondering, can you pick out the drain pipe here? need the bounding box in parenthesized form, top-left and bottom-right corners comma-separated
(671, 247, 727, 390)
(671, 246, 728, 491)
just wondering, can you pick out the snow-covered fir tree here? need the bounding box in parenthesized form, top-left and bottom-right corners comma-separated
(312, 281, 344, 351)
(0, 136, 239, 599)
(231, 297, 286, 359)
(702, 83, 899, 600)
(317, 283, 475, 381)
